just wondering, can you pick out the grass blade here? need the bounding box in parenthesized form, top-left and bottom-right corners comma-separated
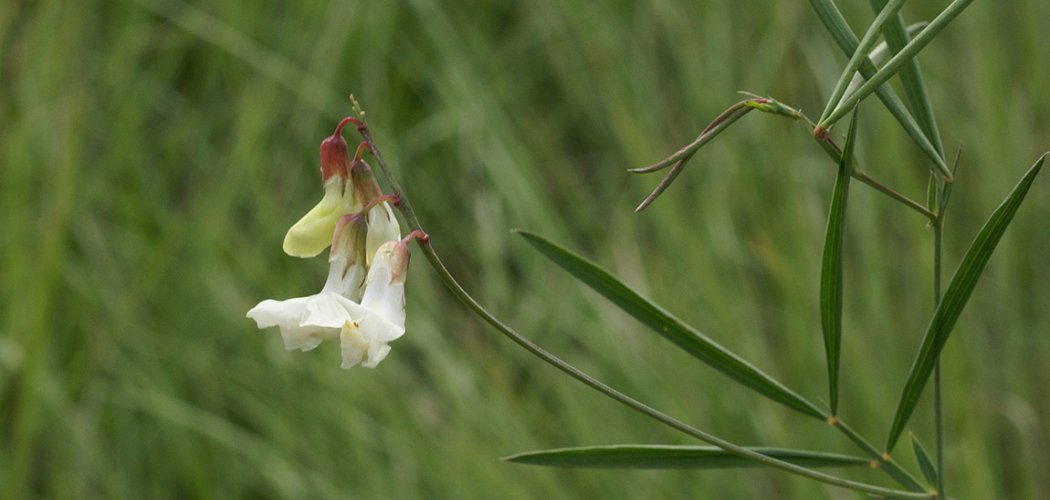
(821, 107, 858, 415)
(910, 433, 938, 486)
(885, 153, 1046, 451)
(505, 445, 870, 470)
(807, 0, 948, 177)
(515, 230, 826, 419)
(868, 0, 945, 157)
(818, 0, 908, 125)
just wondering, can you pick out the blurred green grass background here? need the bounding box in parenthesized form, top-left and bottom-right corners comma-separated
(2, 0, 1048, 498)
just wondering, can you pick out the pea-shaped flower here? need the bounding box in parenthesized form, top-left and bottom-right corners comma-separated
(248, 215, 368, 353)
(248, 213, 413, 369)
(339, 239, 410, 368)
(282, 123, 355, 258)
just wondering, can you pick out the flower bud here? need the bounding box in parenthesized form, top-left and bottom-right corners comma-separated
(320, 130, 350, 181)
(349, 159, 383, 211)
(340, 239, 410, 369)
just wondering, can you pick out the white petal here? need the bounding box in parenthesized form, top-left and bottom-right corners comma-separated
(360, 242, 407, 329)
(364, 202, 401, 266)
(247, 296, 338, 351)
(363, 343, 391, 369)
(339, 320, 368, 369)
(320, 256, 366, 301)
(301, 293, 361, 329)
(358, 311, 405, 343)
(360, 279, 406, 332)
(338, 314, 402, 369)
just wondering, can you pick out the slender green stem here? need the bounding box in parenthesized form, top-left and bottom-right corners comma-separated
(852, 170, 937, 221)
(929, 150, 960, 497)
(346, 104, 930, 498)
(933, 222, 945, 497)
(790, 109, 937, 221)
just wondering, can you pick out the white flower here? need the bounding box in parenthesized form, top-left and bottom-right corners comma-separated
(252, 126, 410, 369)
(339, 240, 408, 368)
(249, 217, 410, 369)
(246, 266, 359, 352)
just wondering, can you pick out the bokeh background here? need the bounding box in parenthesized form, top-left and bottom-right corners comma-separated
(2, 0, 1048, 498)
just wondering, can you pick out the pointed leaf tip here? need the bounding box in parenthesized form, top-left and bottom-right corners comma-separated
(886, 153, 1044, 451)
(909, 433, 938, 487)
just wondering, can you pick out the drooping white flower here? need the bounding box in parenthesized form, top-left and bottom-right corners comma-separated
(248, 214, 368, 354)
(250, 211, 410, 369)
(339, 239, 409, 368)
(251, 117, 411, 369)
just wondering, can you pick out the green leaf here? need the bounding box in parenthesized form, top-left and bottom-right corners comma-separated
(821, 107, 858, 415)
(818, 0, 908, 125)
(505, 445, 871, 470)
(909, 433, 938, 486)
(886, 153, 1046, 451)
(807, 0, 948, 177)
(821, 0, 976, 139)
(842, 22, 928, 107)
(515, 230, 826, 419)
(868, 0, 945, 158)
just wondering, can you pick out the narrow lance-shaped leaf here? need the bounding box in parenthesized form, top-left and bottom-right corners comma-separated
(807, 0, 947, 176)
(821, 0, 976, 136)
(515, 230, 826, 419)
(843, 22, 928, 101)
(821, 107, 858, 415)
(868, 0, 944, 157)
(886, 153, 1046, 451)
(910, 433, 938, 486)
(818, 0, 908, 125)
(505, 445, 870, 470)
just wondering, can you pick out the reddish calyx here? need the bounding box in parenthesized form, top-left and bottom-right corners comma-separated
(320, 120, 353, 181)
